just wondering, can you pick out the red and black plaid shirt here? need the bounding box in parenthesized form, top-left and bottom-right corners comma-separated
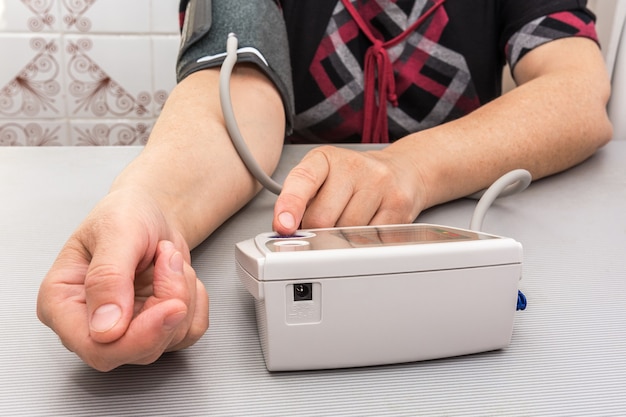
(180, 0, 598, 144)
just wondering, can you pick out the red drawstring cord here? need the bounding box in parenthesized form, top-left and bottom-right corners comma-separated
(340, 0, 445, 143)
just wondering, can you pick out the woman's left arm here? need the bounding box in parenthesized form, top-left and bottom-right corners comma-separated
(272, 37, 613, 235)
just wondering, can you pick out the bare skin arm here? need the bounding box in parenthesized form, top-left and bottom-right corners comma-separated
(37, 65, 286, 371)
(272, 37, 612, 235)
(120, 66, 286, 247)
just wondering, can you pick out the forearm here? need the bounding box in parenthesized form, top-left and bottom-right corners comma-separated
(111, 67, 285, 248)
(386, 38, 612, 210)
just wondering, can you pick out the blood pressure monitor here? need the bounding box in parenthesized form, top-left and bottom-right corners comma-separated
(235, 223, 523, 371)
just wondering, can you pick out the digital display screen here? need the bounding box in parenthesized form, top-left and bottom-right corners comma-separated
(266, 225, 492, 252)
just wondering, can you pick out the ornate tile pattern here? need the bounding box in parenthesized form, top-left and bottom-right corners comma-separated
(0, 0, 180, 146)
(0, 36, 62, 118)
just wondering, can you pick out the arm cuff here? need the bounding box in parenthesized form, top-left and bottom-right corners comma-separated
(177, 0, 294, 135)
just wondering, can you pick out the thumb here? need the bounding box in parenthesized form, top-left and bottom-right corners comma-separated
(85, 234, 152, 344)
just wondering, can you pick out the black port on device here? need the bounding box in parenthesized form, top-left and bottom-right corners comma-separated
(293, 283, 313, 301)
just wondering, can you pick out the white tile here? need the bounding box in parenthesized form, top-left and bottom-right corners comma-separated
(0, 120, 68, 146)
(0, 34, 65, 119)
(0, 0, 61, 32)
(0, 34, 41, 87)
(61, 0, 151, 33)
(151, 0, 180, 34)
(151, 35, 179, 115)
(70, 119, 152, 145)
(63, 35, 153, 119)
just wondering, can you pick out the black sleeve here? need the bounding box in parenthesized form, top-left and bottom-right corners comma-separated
(498, 0, 595, 59)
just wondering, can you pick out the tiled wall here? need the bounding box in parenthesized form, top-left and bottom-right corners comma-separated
(0, 0, 180, 146)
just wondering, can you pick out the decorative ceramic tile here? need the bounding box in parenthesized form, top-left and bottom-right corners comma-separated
(0, 34, 64, 119)
(63, 35, 153, 118)
(0, 0, 212, 145)
(150, 0, 179, 34)
(0, 0, 61, 32)
(151, 35, 179, 115)
(0, 120, 68, 145)
(61, 0, 151, 34)
(70, 119, 152, 145)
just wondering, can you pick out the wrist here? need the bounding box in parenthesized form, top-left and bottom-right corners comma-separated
(108, 159, 198, 250)
(381, 137, 436, 213)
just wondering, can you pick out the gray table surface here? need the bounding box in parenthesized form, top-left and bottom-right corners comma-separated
(1, 142, 625, 417)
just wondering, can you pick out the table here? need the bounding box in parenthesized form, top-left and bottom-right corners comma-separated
(1, 142, 625, 416)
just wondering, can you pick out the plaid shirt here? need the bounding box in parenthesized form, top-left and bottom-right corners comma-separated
(179, 0, 598, 144)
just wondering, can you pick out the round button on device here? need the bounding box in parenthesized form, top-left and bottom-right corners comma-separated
(272, 240, 311, 251)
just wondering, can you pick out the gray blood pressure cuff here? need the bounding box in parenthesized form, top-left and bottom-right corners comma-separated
(177, 0, 295, 134)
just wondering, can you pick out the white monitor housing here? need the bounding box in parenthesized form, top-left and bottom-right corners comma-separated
(235, 223, 523, 371)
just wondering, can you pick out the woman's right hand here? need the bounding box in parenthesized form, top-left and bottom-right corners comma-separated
(36, 188, 209, 372)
